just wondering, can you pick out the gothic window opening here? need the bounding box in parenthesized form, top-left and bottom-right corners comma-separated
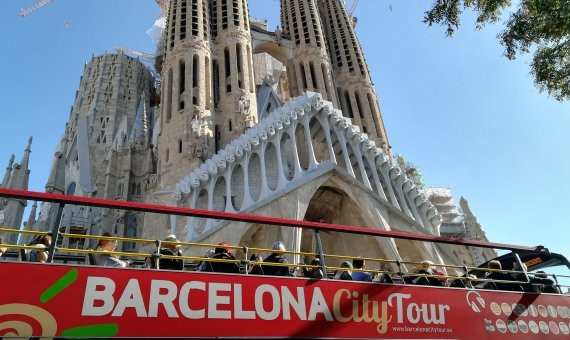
(224, 47, 232, 92)
(355, 91, 364, 119)
(228, 119, 232, 131)
(309, 62, 317, 91)
(179, 60, 186, 94)
(222, 0, 228, 30)
(232, 0, 239, 26)
(213, 59, 220, 107)
(167, 67, 173, 122)
(215, 124, 220, 152)
(192, 54, 199, 105)
(236, 43, 243, 89)
(191, 0, 199, 36)
(202, 0, 209, 39)
(299, 62, 308, 90)
(178, 139, 183, 153)
(166, 148, 170, 162)
(180, 0, 187, 40)
(211, 0, 218, 39)
(124, 214, 138, 251)
(344, 91, 354, 118)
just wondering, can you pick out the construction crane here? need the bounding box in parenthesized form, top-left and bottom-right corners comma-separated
(346, 0, 360, 17)
(19, 0, 54, 17)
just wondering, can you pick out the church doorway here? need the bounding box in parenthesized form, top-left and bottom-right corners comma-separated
(301, 186, 391, 270)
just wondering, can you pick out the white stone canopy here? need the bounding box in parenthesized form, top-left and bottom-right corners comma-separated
(172, 92, 442, 241)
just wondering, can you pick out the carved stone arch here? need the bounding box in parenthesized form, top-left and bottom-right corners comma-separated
(308, 116, 330, 164)
(301, 185, 394, 268)
(193, 188, 209, 235)
(212, 175, 227, 212)
(279, 129, 295, 181)
(230, 163, 245, 211)
(345, 141, 364, 183)
(328, 128, 346, 170)
(248, 151, 263, 202)
(291, 122, 309, 171)
(264, 141, 279, 191)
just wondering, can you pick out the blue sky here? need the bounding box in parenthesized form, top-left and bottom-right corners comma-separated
(1, 1, 568, 263)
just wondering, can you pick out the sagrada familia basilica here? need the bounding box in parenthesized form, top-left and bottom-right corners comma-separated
(0, 0, 496, 271)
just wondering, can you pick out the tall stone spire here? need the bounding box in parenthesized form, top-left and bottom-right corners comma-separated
(157, 0, 215, 189)
(1, 154, 15, 188)
(211, 0, 258, 147)
(280, 0, 338, 107)
(319, 0, 390, 151)
(7, 137, 32, 190)
(45, 132, 68, 194)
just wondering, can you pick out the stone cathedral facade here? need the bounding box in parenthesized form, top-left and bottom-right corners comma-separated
(0, 0, 492, 270)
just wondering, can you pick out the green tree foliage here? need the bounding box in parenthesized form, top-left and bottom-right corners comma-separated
(424, 0, 570, 101)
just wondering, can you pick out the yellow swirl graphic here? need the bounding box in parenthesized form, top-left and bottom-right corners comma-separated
(0, 320, 33, 339)
(0, 303, 57, 338)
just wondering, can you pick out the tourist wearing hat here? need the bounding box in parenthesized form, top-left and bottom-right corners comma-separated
(210, 242, 240, 273)
(158, 234, 184, 270)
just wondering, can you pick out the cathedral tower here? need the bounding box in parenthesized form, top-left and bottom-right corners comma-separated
(280, 0, 338, 107)
(319, 0, 390, 150)
(34, 53, 154, 251)
(210, 0, 258, 149)
(158, 0, 215, 189)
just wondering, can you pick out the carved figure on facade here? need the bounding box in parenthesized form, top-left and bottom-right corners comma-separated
(235, 89, 251, 117)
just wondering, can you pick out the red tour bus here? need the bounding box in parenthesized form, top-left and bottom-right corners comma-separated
(0, 188, 568, 339)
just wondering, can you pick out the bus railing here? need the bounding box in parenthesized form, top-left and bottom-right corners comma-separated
(1, 225, 566, 293)
(0, 188, 566, 294)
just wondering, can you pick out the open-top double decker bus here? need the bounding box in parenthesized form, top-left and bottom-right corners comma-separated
(0, 188, 569, 339)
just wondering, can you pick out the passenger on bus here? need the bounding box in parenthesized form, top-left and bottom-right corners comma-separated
(352, 259, 372, 282)
(248, 253, 264, 275)
(373, 265, 393, 284)
(262, 241, 291, 276)
(196, 249, 215, 272)
(532, 271, 561, 294)
(333, 261, 353, 280)
(157, 235, 184, 270)
(93, 232, 130, 268)
(483, 260, 520, 291)
(304, 258, 324, 279)
(27, 233, 52, 263)
(210, 242, 240, 274)
(406, 260, 443, 286)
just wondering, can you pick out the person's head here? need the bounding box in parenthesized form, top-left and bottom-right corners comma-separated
(215, 241, 232, 255)
(310, 258, 320, 267)
(488, 260, 502, 270)
(41, 233, 52, 246)
(420, 260, 434, 270)
(163, 234, 180, 251)
(341, 261, 353, 271)
(98, 232, 117, 251)
(535, 271, 548, 278)
(272, 241, 286, 254)
(353, 258, 365, 269)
